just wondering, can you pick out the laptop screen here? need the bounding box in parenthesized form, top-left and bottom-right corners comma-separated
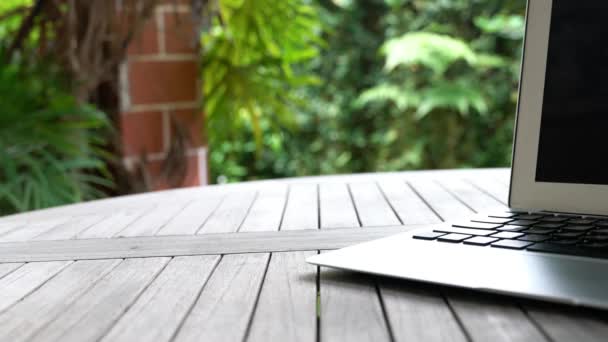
(535, 1, 608, 185)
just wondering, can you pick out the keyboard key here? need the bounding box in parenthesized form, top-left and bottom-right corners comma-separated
(514, 214, 544, 220)
(524, 227, 556, 235)
(491, 240, 534, 250)
(464, 236, 499, 246)
(534, 223, 566, 229)
(452, 221, 502, 230)
(585, 235, 608, 242)
(492, 231, 524, 239)
(413, 231, 446, 241)
(548, 239, 579, 245)
(434, 226, 494, 237)
(554, 232, 584, 239)
(507, 220, 537, 226)
(528, 243, 608, 259)
(585, 243, 608, 249)
(561, 225, 593, 232)
(488, 212, 518, 219)
(568, 218, 596, 225)
(438, 233, 471, 243)
(594, 228, 608, 234)
(595, 221, 608, 227)
(497, 225, 527, 232)
(519, 234, 551, 242)
(470, 217, 513, 225)
(539, 216, 568, 223)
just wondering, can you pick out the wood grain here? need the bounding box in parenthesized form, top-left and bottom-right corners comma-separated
(117, 202, 189, 237)
(157, 197, 223, 235)
(349, 182, 401, 227)
(0, 226, 413, 263)
(174, 253, 270, 342)
(0, 261, 71, 312)
(0, 259, 121, 342)
(247, 251, 317, 342)
(0, 217, 72, 243)
(320, 268, 391, 342)
(319, 183, 360, 229)
(198, 191, 257, 234)
(35, 215, 105, 241)
(281, 184, 319, 231)
(101, 256, 220, 342)
(77, 208, 151, 239)
(377, 179, 442, 225)
(28, 257, 170, 342)
(240, 185, 288, 232)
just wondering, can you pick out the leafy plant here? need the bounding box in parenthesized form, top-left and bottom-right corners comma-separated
(203, 0, 322, 177)
(0, 59, 113, 214)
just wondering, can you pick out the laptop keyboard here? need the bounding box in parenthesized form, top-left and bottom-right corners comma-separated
(413, 210, 608, 259)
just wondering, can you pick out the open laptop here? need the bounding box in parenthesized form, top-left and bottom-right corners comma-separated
(308, 0, 608, 310)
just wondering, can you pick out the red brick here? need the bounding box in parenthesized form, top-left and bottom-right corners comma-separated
(120, 111, 165, 156)
(127, 15, 159, 55)
(170, 109, 204, 146)
(128, 60, 198, 105)
(163, 11, 198, 54)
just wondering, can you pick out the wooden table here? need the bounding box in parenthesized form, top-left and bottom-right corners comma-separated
(0, 168, 606, 342)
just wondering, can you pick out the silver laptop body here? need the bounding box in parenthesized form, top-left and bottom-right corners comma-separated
(308, 0, 608, 310)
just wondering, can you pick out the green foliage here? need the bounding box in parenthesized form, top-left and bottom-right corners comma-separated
(207, 0, 526, 182)
(0, 58, 113, 214)
(203, 0, 322, 179)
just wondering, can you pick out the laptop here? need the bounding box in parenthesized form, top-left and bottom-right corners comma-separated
(307, 0, 608, 310)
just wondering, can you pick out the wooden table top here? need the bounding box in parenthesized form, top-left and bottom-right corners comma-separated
(0, 168, 606, 342)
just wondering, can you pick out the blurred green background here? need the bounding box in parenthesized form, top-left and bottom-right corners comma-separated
(0, 0, 525, 214)
(204, 0, 525, 183)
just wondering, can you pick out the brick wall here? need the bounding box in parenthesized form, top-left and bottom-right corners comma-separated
(119, 1, 207, 190)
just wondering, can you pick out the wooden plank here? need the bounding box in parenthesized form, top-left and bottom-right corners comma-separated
(77, 208, 151, 239)
(198, 191, 257, 234)
(28, 257, 170, 342)
(438, 178, 506, 213)
(0, 263, 23, 280)
(281, 184, 318, 231)
(34, 215, 105, 241)
(117, 202, 190, 237)
(174, 253, 270, 342)
(247, 251, 317, 342)
(378, 279, 467, 342)
(377, 178, 442, 225)
(0, 226, 415, 263)
(240, 185, 288, 232)
(0, 217, 72, 243)
(0, 221, 25, 237)
(100, 255, 220, 342)
(448, 291, 547, 341)
(157, 197, 224, 235)
(0, 259, 121, 342)
(349, 182, 401, 227)
(526, 304, 608, 342)
(466, 175, 510, 205)
(320, 268, 391, 342)
(408, 178, 473, 221)
(319, 183, 360, 229)
(0, 261, 72, 312)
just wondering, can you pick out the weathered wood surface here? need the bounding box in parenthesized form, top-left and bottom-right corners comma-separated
(0, 168, 606, 342)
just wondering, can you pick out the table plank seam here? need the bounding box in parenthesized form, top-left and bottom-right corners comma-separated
(464, 178, 508, 206)
(375, 181, 405, 226)
(441, 292, 474, 342)
(517, 303, 556, 342)
(165, 256, 222, 342)
(236, 191, 260, 233)
(192, 195, 228, 235)
(374, 281, 397, 342)
(111, 205, 159, 238)
(277, 185, 291, 231)
(95, 257, 175, 342)
(406, 180, 445, 221)
(241, 253, 273, 342)
(0, 263, 25, 282)
(346, 184, 363, 228)
(435, 180, 478, 214)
